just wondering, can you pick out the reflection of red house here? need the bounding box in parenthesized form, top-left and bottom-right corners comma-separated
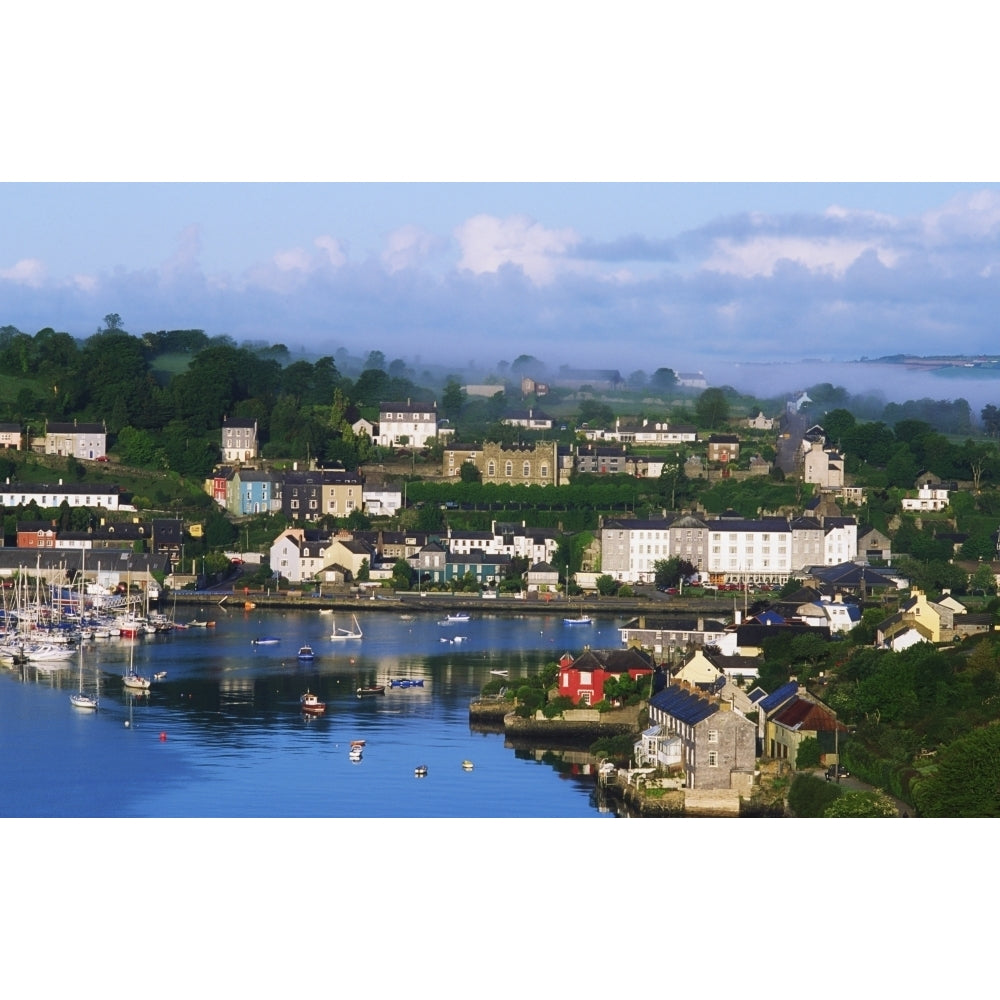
(558, 647, 656, 706)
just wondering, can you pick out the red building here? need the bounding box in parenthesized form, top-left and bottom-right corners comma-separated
(558, 647, 656, 706)
(16, 520, 58, 549)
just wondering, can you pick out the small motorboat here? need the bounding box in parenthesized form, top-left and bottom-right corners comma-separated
(299, 691, 326, 714)
(153, 671, 167, 681)
(297, 645, 315, 660)
(349, 746, 363, 762)
(563, 616, 593, 626)
(356, 685, 385, 697)
(414, 764, 428, 777)
(350, 740, 366, 748)
(445, 613, 470, 623)
(461, 760, 474, 771)
(252, 637, 280, 646)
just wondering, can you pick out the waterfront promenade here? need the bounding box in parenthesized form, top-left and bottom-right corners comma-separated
(165, 585, 725, 619)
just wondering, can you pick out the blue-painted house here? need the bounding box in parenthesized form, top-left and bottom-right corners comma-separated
(233, 468, 277, 516)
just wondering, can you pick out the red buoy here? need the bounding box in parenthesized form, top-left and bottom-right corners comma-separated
(159, 731, 167, 741)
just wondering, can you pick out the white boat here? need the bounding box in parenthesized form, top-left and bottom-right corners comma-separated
(122, 638, 150, 690)
(563, 615, 593, 625)
(329, 614, 363, 640)
(70, 645, 99, 710)
(445, 613, 470, 623)
(24, 642, 76, 662)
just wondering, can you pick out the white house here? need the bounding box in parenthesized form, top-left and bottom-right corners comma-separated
(902, 484, 950, 512)
(44, 421, 107, 460)
(0, 480, 124, 511)
(269, 527, 333, 584)
(378, 400, 439, 449)
(362, 480, 402, 516)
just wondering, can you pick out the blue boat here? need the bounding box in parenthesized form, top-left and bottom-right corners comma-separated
(390, 678, 424, 688)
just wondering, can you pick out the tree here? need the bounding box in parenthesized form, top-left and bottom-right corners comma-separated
(364, 350, 386, 371)
(459, 461, 482, 483)
(442, 378, 466, 420)
(653, 557, 696, 589)
(913, 722, 1000, 816)
(511, 355, 541, 375)
(650, 368, 678, 392)
(694, 388, 730, 429)
(823, 408, 857, 447)
(796, 736, 822, 769)
(596, 574, 617, 596)
(982, 404, 1000, 439)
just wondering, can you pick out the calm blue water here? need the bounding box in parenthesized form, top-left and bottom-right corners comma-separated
(0, 607, 626, 817)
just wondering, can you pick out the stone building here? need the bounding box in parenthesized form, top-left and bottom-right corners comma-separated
(480, 440, 561, 487)
(647, 682, 756, 791)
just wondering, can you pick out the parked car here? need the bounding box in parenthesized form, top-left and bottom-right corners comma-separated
(825, 764, 849, 781)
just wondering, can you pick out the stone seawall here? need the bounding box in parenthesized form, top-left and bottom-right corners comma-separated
(469, 699, 514, 724)
(502, 710, 637, 748)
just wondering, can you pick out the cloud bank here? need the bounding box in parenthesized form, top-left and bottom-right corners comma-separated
(3, 189, 1000, 382)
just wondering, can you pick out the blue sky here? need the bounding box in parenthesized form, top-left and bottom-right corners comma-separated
(3, 182, 1000, 384)
(4, 9, 998, 401)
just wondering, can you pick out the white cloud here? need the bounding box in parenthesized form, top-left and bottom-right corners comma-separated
(0, 258, 45, 286)
(454, 214, 579, 284)
(381, 225, 435, 273)
(273, 247, 312, 273)
(314, 235, 347, 268)
(922, 189, 1000, 243)
(71, 273, 98, 292)
(703, 236, 899, 278)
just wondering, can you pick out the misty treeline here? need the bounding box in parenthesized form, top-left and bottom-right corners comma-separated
(4, 321, 1000, 485)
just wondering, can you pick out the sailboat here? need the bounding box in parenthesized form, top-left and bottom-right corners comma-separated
(329, 614, 363, 640)
(122, 637, 151, 691)
(70, 643, 99, 710)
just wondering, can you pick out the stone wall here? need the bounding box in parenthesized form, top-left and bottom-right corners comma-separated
(684, 787, 741, 816)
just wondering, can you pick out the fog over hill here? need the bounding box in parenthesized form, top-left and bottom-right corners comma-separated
(709, 359, 1000, 415)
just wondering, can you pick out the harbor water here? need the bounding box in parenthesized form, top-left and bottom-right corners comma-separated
(0, 606, 628, 818)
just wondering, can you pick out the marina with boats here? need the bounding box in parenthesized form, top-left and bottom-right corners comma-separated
(1, 594, 638, 817)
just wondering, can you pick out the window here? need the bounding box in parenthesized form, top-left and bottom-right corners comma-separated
(708, 751, 718, 767)
(523, 462, 530, 478)
(708, 729, 718, 743)
(487, 461, 495, 476)
(505, 461, 513, 477)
